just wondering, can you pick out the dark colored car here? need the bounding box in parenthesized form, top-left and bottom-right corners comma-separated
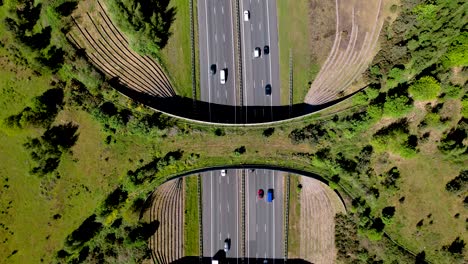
(257, 189, 264, 199)
(210, 64, 216, 75)
(264, 45, 269, 55)
(265, 84, 272, 96)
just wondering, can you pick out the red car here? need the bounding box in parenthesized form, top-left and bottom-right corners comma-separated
(257, 189, 264, 199)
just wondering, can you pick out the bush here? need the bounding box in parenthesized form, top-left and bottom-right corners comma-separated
(445, 170, 468, 194)
(234, 146, 246, 155)
(382, 206, 396, 224)
(372, 119, 418, 157)
(289, 122, 328, 145)
(409, 76, 441, 100)
(4, 88, 64, 128)
(24, 123, 79, 176)
(383, 94, 413, 117)
(439, 118, 467, 155)
(65, 214, 103, 248)
(443, 237, 465, 255)
(262, 127, 275, 137)
(461, 94, 468, 118)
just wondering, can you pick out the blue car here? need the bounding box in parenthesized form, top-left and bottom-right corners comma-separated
(267, 189, 274, 202)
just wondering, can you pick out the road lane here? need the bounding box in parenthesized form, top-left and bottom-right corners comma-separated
(246, 169, 284, 263)
(202, 170, 241, 262)
(198, 0, 237, 110)
(240, 0, 280, 122)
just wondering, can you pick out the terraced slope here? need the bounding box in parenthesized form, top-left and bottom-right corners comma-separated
(68, 1, 175, 98)
(148, 179, 184, 264)
(299, 178, 346, 263)
(305, 0, 385, 105)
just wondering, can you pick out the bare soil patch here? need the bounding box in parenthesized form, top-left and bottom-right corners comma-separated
(298, 177, 345, 263)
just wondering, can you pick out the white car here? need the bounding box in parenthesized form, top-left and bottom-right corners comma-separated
(220, 69, 226, 84)
(243, 10, 250, 21)
(224, 239, 230, 252)
(254, 47, 261, 58)
(221, 170, 226, 177)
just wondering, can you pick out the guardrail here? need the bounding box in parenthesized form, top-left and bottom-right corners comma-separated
(284, 174, 291, 261)
(189, 0, 197, 103)
(235, 0, 244, 108)
(241, 169, 246, 263)
(197, 174, 203, 263)
(289, 49, 293, 117)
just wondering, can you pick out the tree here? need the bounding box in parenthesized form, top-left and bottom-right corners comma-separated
(409, 76, 441, 100)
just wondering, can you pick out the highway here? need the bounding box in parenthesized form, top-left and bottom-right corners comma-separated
(198, 0, 281, 123)
(240, 0, 281, 120)
(246, 169, 284, 262)
(202, 169, 284, 262)
(198, 0, 237, 108)
(202, 170, 242, 262)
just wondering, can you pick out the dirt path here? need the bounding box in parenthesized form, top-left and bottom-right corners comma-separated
(148, 179, 184, 264)
(299, 177, 346, 264)
(305, 0, 387, 105)
(69, 1, 176, 98)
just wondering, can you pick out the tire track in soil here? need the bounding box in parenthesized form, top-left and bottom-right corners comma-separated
(148, 179, 184, 264)
(305, 0, 385, 105)
(299, 177, 345, 264)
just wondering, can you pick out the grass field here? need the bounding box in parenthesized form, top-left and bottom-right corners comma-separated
(160, 0, 196, 98)
(184, 175, 200, 256)
(277, 0, 322, 105)
(287, 174, 301, 258)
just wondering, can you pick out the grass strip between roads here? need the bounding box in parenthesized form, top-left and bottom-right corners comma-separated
(287, 174, 302, 257)
(184, 175, 200, 256)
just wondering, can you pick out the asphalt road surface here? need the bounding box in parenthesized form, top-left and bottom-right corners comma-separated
(198, 0, 237, 108)
(240, 0, 281, 119)
(202, 170, 242, 262)
(246, 169, 284, 263)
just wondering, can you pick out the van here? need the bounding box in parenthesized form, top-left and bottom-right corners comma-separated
(267, 189, 274, 202)
(220, 69, 226, 84)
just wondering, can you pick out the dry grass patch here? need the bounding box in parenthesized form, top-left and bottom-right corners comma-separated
(146, 178, 184, 263)
(305, 0, 389, 105)
(298, 177, 345, 264)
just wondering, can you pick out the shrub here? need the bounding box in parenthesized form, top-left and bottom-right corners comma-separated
(445, 170, 468, 194)
(382, 206, 396, 224)
(382, 167, 401, 190)
(289, 122, 328, 145)
(24, 123, 79, 176)
(214, 128, 225, 136)
(443, 237, 465, 255)
(4, 88, 64, 128)
(371, 120, 418, 157)
(409, 76, 441, 100)
(439, 118, 467, 155)
(262, 127, 275, 137)
(65, 214, 103, 248)
(461, 94, 468, 118)
(234, 146, 246, 155)
(383, 95, 413, 117)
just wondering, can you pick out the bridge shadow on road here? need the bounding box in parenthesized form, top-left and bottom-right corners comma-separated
(110, 79, 354, 124)
(171, 256, 313, 264)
